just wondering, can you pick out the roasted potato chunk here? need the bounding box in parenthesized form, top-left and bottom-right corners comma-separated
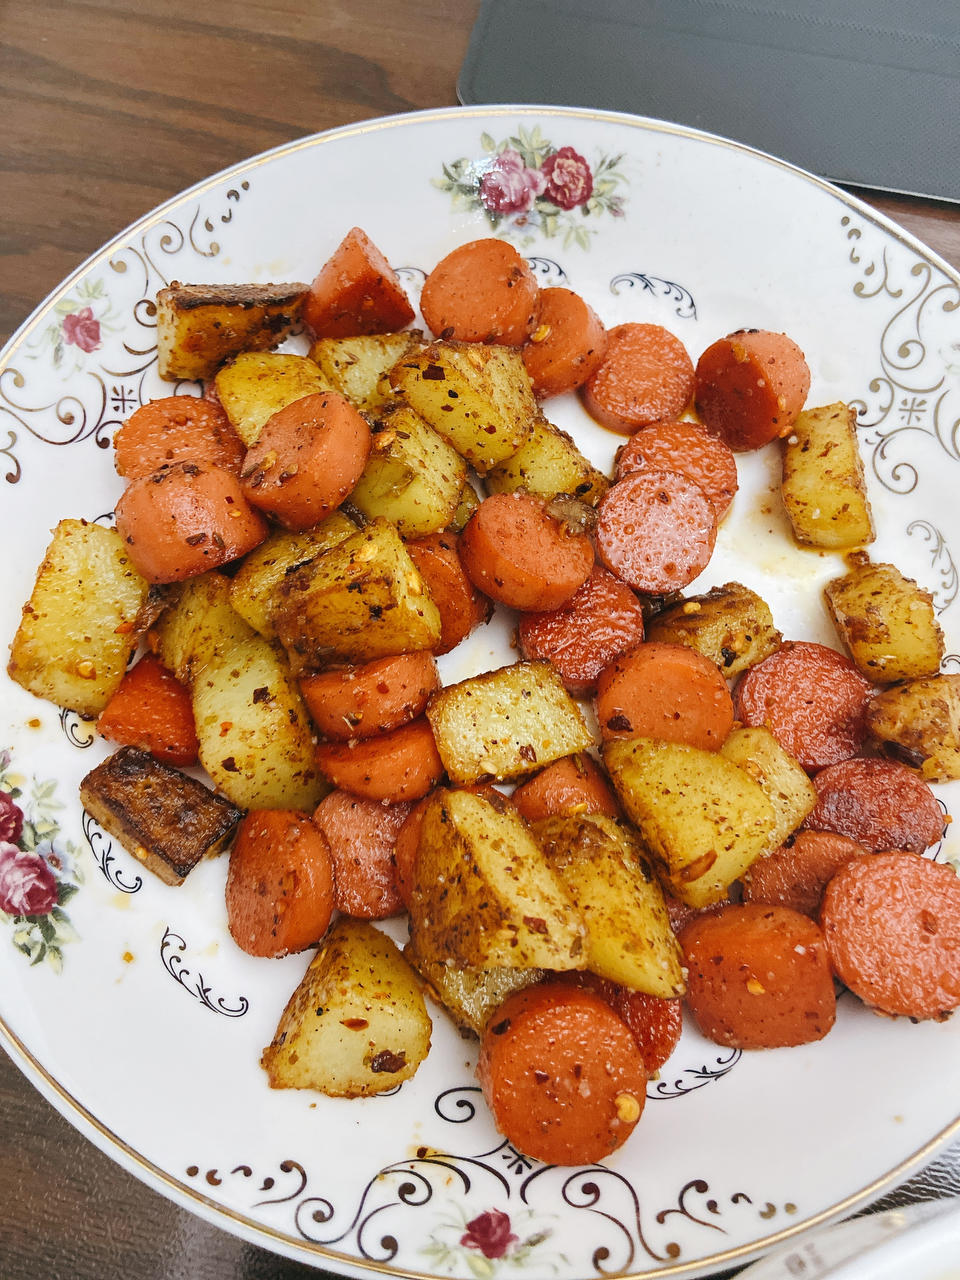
(389, 340, 535, 473)
(262, 919, 431, 1097)
(156, 281, 307, 382)
(405, 938, 543, 1036)
(426, 660, 592, 785)
(534, 813, 685, 997)
(227, 513, 357, 639)
(269, 517, 441, 672)
(645, 581, 782, 677)
(213, 351, 334, 446)
(80, 746, 242, 886)
(867, 673, 960, 782)
(824, 557, 944, 683)
(780, 402, 875, 549)
(485, 414, 608, 505)
(348, 403, 467, 537)
(719, 727, 818, 854)
(409, 789, 587, 970)
(149, 570, 325, 809)
(192, 633, 327, 810)
(604, 737, 777, 908)
(308, 331, 422, 411)
(149, 571, 254, 687)
(8, 519, 149, 718)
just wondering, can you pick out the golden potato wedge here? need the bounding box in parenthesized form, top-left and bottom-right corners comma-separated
(645, 581, 782, 677)
(824, 556, 944, 683)
(485, 414, 608, 505)
(227, 513, 357, 638)
(8, 519, 149, 718)
(409, 789, 587, 970)
(262, 918, 431, 1097)
(426, 660, 593, 785)
(192, 631, 327, 810)
(149, 571, 254, 687)
(348, 403, 467, 537)
(719, 727, 818, 854)
(867, 673, 960, 782)
(404, 938, 543, 1036)
(603, 737, 777, 908)
(156, 281, 307, 382)
(149, 569, 324, 809)
(269, 517, 441, 673)
(389, 340, 535, 473)
(780, 402, 875, 549)
(534, 813, 686, 997)
(308, 331, 422, 411)
(213, 351, 335, 446)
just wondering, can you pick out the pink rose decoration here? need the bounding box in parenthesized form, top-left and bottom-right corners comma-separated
(479, 148, 546, 214)
(541, 146, 594, 210)
(460, 1209, 519, 1259)
(0, 842, 58, 917)
(62, 306, 102, 353)
(0, 792, 23, 846)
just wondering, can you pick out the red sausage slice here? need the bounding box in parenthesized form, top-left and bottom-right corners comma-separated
(517, 566, 646, 696)
(477, 981, 648, 1165)
(821, 851, 960, 1019)
(733, 641, 872, 773)
(595, 468, 717, 594)
(806, 758, 944, 853)
(615, 419, 739, 519)
(582, 323, 695, 434)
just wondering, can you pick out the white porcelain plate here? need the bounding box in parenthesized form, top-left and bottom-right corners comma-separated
(2, 106, 960, 1279)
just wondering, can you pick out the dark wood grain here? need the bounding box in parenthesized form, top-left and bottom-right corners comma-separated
(2, 4, 959, 1278)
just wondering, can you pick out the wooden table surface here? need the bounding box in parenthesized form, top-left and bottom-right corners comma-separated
(2, 3, 959, 1277)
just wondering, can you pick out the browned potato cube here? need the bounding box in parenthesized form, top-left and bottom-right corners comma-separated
(824, 557, 944, 683)
(8, 519, 149, 718)
(156, 281, 307, 381)
(80, 746, 243, 886)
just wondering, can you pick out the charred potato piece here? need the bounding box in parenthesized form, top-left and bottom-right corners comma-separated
(603, 737, 776, 908)
(867, 673, 960, 782)
(389, 340, 535, 473)
(262, 918, 431, 1097)
(156, 281, 307, 382)
(644, 581, 782, 677)
(780, 402, 875, 549)
(8, 519, 149, 718)
(719, 727, 818, 854)
(426, 661, 592, 786)
(80, 746, 243, 886)
(308, 331, 423, 411)
(213, 351, 335, 446)
(349, 403, 467, 537)
(533, 813, 685, 997)
(824, 557, 944, 683)
(409, 789, 587, 971)
(269, 517, 441, 673)
(485, 414, 608, 506)
(228, 513, 357, 639)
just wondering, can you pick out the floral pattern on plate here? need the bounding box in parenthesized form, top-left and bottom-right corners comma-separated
(434, 126, 627, 249)
(0, 750, 82, 971)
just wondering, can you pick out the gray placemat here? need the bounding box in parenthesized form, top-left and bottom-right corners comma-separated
(458, 0, 960, 201)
